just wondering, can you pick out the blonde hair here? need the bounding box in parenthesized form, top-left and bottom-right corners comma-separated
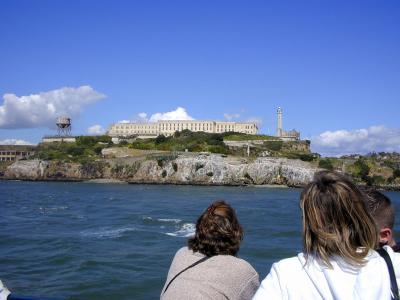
(301, 171, 378, 268)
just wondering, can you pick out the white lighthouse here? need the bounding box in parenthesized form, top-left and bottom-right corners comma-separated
(276, 107, 283, 137)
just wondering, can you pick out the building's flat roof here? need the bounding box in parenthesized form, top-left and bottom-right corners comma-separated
(42, 135, 77, 138)
(0, 145, 36, 150)
(112, 120, 257, 125)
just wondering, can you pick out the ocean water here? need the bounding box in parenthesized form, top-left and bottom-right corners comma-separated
(1, 181, 400, 300)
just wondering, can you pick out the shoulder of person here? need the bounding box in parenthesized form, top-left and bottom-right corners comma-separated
(273, 254, 304, 271)
(382, 245, 400, 268)
(175, 246, 189, 256)
(253, 256, 301, 300)
(263, 255, 305, 281)
(176, 246, 205, 256)
(215, 254, 258, 275)
(173, 246, 205, 261)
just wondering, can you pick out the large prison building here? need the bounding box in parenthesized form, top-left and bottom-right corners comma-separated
(107, 120, 258, 138)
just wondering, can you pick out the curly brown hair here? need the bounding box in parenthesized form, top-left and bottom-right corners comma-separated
(188, 201, 243, 257)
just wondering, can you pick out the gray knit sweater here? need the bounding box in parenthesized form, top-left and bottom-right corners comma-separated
(161, 247, 260, 300)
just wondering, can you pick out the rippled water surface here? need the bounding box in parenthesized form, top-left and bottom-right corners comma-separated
(1, 181, 400, 299)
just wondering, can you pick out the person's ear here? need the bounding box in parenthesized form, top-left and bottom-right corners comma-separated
(380, 228, 394, 246)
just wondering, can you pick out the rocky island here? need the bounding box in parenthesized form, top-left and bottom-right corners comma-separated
(1, 132, 399, 189)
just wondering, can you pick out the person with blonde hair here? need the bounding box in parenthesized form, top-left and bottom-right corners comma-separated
(253, 171, 400, 300)
(161, 200, 259, 300)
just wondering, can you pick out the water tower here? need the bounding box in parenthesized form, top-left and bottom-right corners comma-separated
(56, 116, 72, 136)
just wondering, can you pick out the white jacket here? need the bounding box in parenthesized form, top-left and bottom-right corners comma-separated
(253, 246, 400, 300)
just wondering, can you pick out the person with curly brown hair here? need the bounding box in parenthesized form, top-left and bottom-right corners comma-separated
(161, 201, 259, 300)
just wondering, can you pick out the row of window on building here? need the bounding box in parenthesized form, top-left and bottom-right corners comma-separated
(0, 151, 35, 161)
(110, 122, 257, 136)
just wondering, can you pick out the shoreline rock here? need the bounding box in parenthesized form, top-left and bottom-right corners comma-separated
(2, 154, 399, 190)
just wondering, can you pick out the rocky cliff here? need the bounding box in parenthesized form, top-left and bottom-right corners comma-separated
(2, 154, 318, 187)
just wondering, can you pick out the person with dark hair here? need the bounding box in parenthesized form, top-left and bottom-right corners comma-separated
(253, 171, 400, 300)
(361, 186, 399, 252)
(161, 201, 259, 300)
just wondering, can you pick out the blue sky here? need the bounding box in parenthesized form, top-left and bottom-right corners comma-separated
(0, 0, 399, 156)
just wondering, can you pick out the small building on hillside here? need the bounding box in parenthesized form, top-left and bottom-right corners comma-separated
(0, 145, 36, 162)
(42, 135, 77, 143)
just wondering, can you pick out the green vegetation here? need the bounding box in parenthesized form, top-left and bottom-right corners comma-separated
(348, 158, 371, 184)
(280, 152, 317, 162)
(223, 133, 275, 141)
(264, 141, 283, 152)
(318, 158, 334, 170)
(34, 135, 112, 163)
(127, 131, 314, 161)
(130, 130, 230, 154)
(337, 152, 400, 187)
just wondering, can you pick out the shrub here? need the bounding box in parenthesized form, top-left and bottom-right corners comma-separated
(208, 134, 224, 145)
(76, 135, 111, 147)
(371, 175, 385, 186)
(206, 171, 213, 177)
(353, 158, 370, 181)
(161, 170, 167, 178)
(223, 133, 274, 141)
(66, 146, 84, 156)
(155, 134, 167, 144)
(208, 145, 230, 154)
(172, 162, 178, 172)
(319, 158, 334, 170)
(264, 141, 283, 151)
(298, 153, 315, 162)
(93, 145, 104, 155)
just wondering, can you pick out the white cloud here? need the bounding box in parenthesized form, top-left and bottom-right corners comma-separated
(224, 113, 241, 121)
(116, 108, 194, 124)
(0, 85, 106, 129)
(312, 125, 400, 156)
(0, 139, 34, 145)
(138, 112, 147, 119)
(87, 124, 106, 135)
(149, 107, 194, 122)
(133, 112, 149, 123)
